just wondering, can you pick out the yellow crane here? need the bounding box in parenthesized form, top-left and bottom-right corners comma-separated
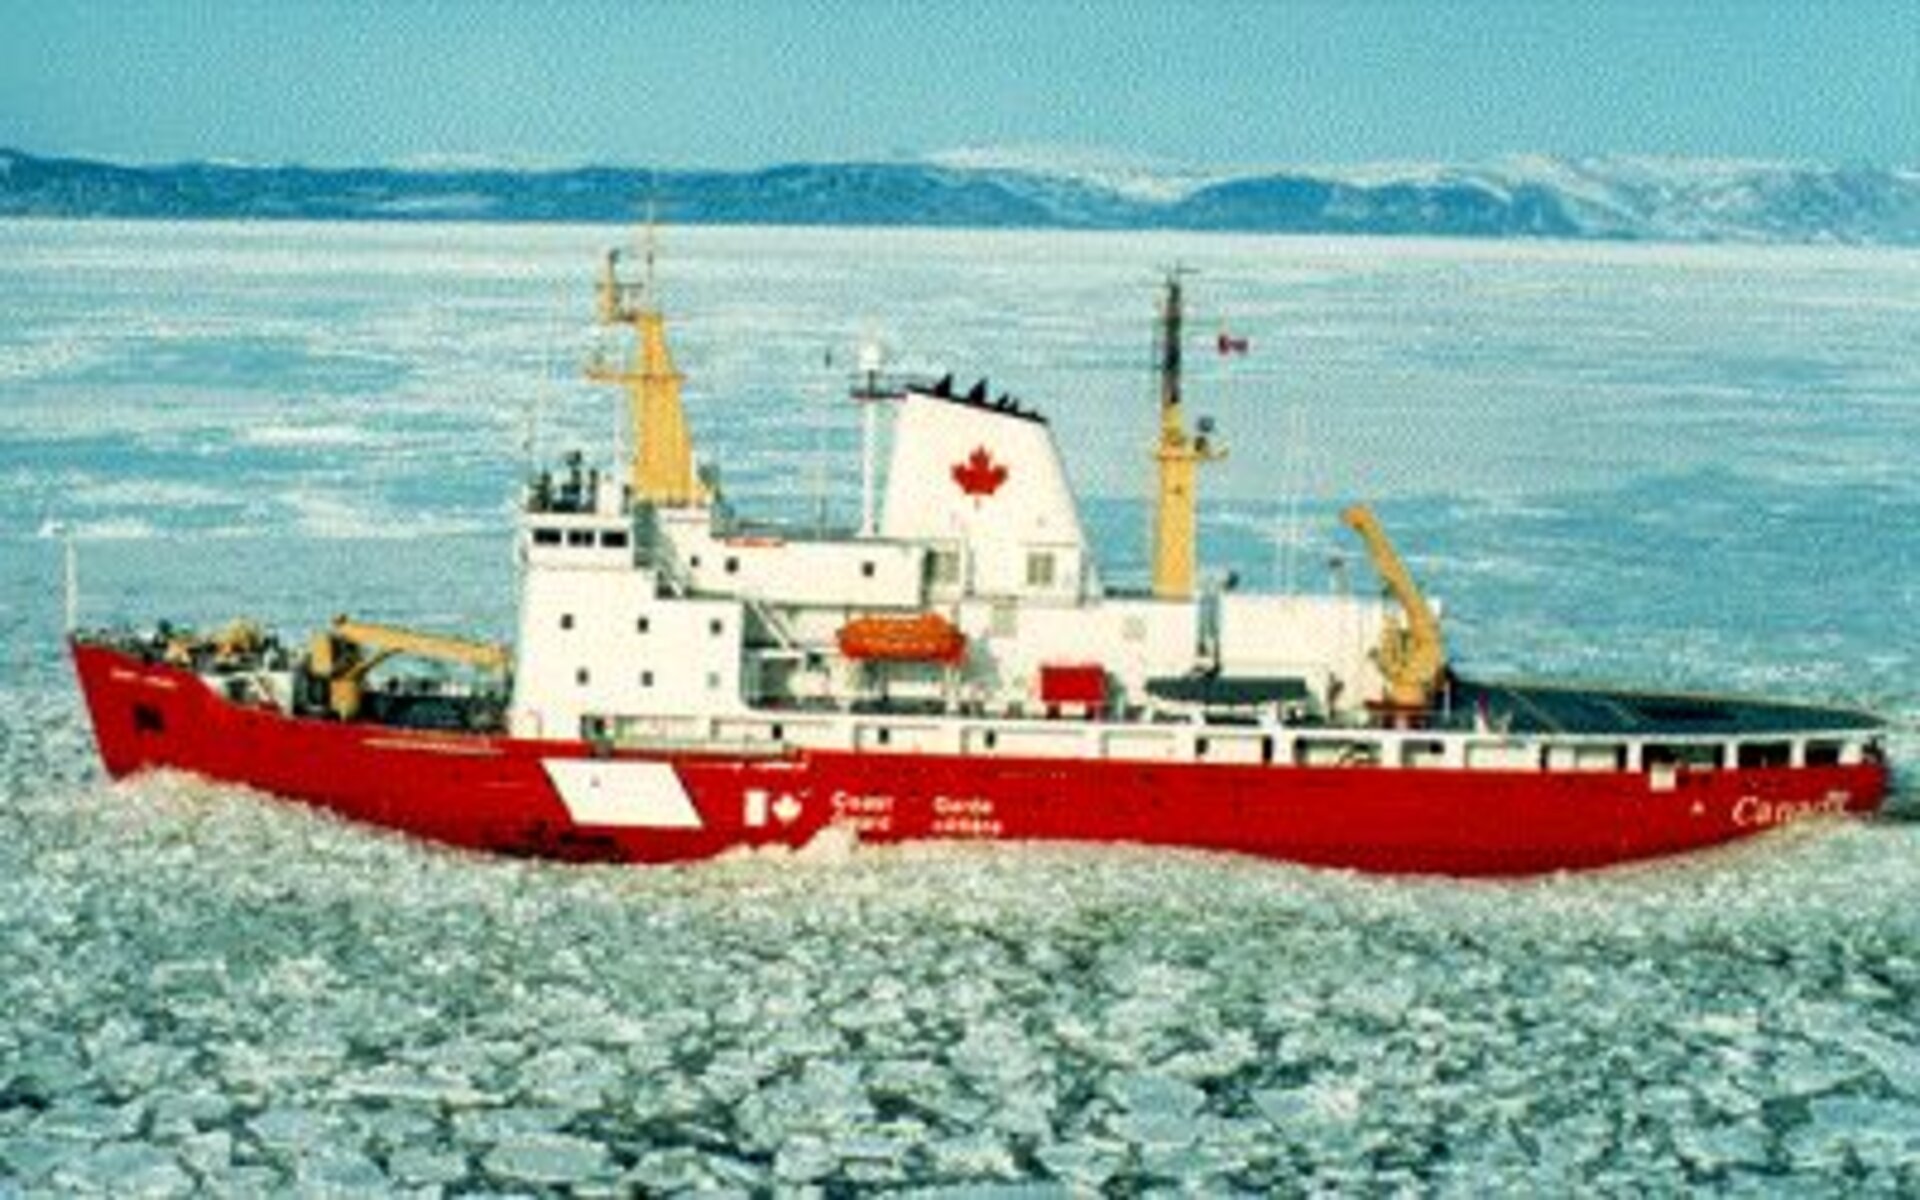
(307, 616, 510, 721)
(1340, 505, 1448, 713)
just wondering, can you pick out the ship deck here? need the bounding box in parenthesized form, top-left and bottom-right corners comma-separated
(1452, 678, 1883, 739)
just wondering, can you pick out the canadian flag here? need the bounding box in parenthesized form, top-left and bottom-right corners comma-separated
(1217, 331, 1250, 356)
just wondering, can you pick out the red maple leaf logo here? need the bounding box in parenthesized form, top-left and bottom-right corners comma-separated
(951, 446, 1009, 499)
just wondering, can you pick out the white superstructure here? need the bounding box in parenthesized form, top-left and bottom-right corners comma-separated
(506, 379, 1393, 747)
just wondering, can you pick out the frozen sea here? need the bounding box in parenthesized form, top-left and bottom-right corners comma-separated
(1, 220, 1917, 1194)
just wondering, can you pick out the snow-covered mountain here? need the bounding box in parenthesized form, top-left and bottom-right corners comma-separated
(2, 147, 1915, 245)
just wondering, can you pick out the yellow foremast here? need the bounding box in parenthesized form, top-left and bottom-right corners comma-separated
(587, 246, 701, 507)
(1151, 273, 1226, 599)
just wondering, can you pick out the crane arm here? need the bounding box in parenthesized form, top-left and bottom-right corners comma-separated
(307, 616, 509, 721)
(1340, 504, 1448, 711)
(327, 617, 510, 673)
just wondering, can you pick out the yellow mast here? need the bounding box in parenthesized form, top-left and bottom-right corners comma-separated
(585, 227, 700, 507)
(1151, 272, 1225, 599)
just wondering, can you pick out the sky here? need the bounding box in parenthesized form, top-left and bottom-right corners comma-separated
(1, 1, 1914, 169)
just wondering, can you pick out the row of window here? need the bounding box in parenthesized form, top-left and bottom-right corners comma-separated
(572, 667, 723, 690)
(531, 528, 630, 550)
(688, 553, 883, 579)
(535, 534, 1057, 591)
(841, 730, 1860, 770)
(924, 550, 1059, 589)
(557, 613, 726, 636)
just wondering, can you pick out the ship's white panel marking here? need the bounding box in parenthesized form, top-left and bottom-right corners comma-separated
(542, 759, 702, 829)
(744, 788, 768, 828)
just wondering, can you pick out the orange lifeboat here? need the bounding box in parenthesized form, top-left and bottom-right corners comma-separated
(837, 613, 967, 665)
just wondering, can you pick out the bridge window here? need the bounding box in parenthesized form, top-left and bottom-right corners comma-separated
(532, 528, 561, 546)
(601, 530, 629, 549)
(567, 530, 594, 548)
(1805, 741, 1843, 767)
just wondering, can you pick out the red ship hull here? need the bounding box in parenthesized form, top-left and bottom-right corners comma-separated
(74, 643, 1888, 876)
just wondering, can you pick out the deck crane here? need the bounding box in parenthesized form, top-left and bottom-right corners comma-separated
(1341, 505, 1448, 713)
(307, 616, 510, 721)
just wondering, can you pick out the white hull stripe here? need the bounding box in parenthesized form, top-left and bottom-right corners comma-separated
(541, 759, 703, 830)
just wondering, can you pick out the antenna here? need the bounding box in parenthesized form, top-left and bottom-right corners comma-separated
(857, 336, 887, 537)
(808, 417, 829, 534)
(643, 192, 659, 305)
(65, 529, 78, 635)
(1276, 405, 1306, 592)
(41, 521, 77, 634)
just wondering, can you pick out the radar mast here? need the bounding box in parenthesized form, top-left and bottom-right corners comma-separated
(587, 203, 700, 507)
(1150, 270, 1225, 599)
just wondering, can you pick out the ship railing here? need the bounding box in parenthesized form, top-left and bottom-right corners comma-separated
(605, 733, 795, 759)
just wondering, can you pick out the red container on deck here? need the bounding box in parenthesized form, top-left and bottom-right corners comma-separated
(1040, 664, 1108, 709)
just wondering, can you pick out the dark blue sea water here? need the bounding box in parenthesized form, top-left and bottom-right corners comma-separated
(1, 221, 1915, 1193)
